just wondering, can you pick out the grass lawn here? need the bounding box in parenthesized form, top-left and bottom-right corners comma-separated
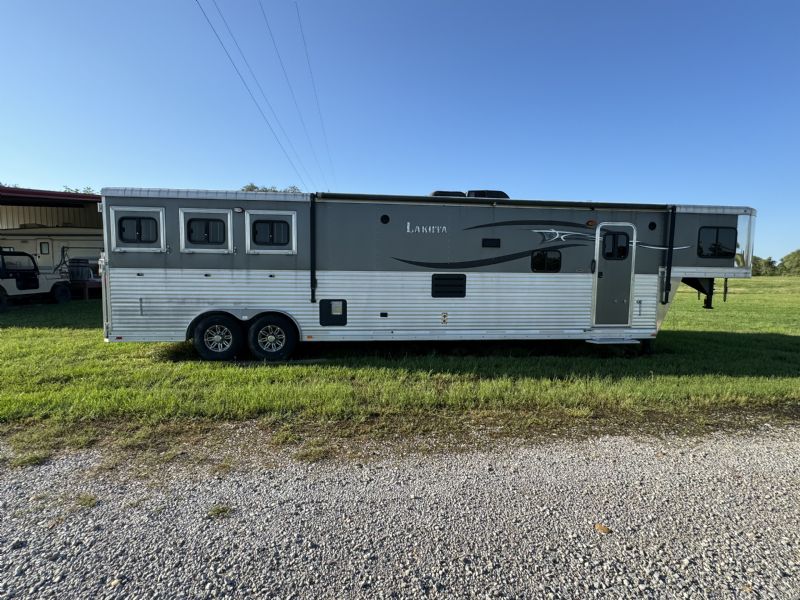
(1, 277, 798, 462)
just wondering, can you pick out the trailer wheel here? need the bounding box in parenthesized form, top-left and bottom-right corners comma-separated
(247, 315, 297, 362)
(0, 289, 8, 313)
(193, 315, 243, 361)
(51, 284, 71, 304)
(640, 339, 656, 355)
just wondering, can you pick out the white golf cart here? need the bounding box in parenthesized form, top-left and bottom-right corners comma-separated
(0, 250, 71, 311)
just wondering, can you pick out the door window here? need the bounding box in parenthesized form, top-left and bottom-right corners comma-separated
(602, 232, 630, 260)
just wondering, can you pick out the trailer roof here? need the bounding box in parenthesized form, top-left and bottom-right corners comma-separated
(100, 188, 312, 203)
(100, 188, 754, 215)
(0, 185, 100, 207)
(316, 192, 755, 215)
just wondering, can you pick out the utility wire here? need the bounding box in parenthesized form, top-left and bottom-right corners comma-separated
(192, 0, 309, 191)
(295, 1, 337, 190)
(210, 0, 318, 190)
(257, 0, 329, 191)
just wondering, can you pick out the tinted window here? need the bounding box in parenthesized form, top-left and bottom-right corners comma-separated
(531, 250, 561, 272)
(39, 242, 50, 255)
(119, 217, 158, 243)
(252, 220, 290, 246)
(188, 218, 226, 244)
(3, 254, 36, 271)
(698, 227, 737, 258)
(602, 232, 629, 260)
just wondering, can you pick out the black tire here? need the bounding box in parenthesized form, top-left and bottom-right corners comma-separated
(247, 314, 297, 362)
(0, 289, 8, 313)
(193, 314, 244, 361)
(640, 339, 656, 355)
(51, 284, 71, 304)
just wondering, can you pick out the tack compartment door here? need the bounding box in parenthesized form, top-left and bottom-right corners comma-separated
(593, 223, 636, 326)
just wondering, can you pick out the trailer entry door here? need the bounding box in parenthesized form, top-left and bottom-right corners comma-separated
(593, 223, 636, 326)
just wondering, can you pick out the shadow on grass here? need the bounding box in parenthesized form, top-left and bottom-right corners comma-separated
(0, 299, 102, 329)
(157, 330, 800, 379)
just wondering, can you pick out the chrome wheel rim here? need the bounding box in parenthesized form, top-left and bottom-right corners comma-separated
(203, 324, 233, 353)
(257, 325, 286, 353)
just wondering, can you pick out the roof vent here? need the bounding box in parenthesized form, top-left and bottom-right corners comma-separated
(466, 190, 509, 199)
(430, 190, 466, 197)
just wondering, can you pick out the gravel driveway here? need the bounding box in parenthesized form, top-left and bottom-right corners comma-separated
(1, 424, 798, 599)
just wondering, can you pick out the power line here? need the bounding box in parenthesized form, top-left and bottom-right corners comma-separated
(209, 0, 318, 191)
(257, 0, 329, 191)
(295, 1, 337, 191)
(192, 0, 309, 190)
(256, 0, 328, 191)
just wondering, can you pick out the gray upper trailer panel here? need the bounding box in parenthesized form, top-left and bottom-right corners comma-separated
(100, 188, 755, 277)
(100, 188, 755, 215)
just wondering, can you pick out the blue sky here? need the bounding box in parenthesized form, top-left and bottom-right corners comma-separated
(1, 0, 798, 259)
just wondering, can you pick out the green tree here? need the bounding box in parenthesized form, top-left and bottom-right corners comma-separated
(241, 183, 301, 193)
(752, 256, 779, 276)
(63, 186, 96, 194)
(779, 249, 800, 275)
(0, 182, 19, 188)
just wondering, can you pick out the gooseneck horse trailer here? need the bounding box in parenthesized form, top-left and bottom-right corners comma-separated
(99, 188, 755, 360)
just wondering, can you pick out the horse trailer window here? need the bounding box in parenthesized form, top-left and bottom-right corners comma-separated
(698, 227, 737, 259)
(39, 241, 50, 255)
(531, 250, 561, 272)
(118, 217, 158, 243)
(252, 220, 290, 246)
(602, 232, 629, 260)
(187, 219, 226, 245)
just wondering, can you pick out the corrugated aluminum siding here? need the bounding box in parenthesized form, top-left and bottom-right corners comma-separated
(106, 269, 659, 342)
(0, 205, 101, 229)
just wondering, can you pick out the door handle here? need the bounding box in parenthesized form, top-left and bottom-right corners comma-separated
(590, 259, 596, 274)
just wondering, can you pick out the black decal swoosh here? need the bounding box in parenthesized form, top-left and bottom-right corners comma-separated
(392, 243, 587, 269)
(464, 220, 590, 231)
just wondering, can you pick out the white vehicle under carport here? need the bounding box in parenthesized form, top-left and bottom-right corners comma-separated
(0, 250, 71, 311)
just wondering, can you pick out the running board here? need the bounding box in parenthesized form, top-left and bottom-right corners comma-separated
(586, 338, 641, 345)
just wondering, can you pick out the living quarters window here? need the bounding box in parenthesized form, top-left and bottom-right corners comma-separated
(697, 227, 737, 259)
(187, 219, 226, 245)
(531, 250, 561, 273)
(118, 217, 158, 244)
(602, 232, 629, 260)
(252, 220, 290, 246)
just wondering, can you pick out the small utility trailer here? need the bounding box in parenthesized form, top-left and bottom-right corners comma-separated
(99, 188, 755, 360)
